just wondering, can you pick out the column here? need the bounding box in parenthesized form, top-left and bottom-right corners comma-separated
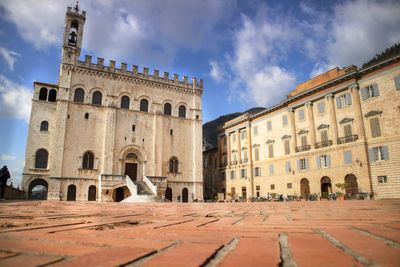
(287, 108, 297, 152)
(227, 133, 231, 166)
(325, 94, 339, 144)
(237, 130, 241, 163)
(305, 102, 316, 148)
(350, 84, 366, 139)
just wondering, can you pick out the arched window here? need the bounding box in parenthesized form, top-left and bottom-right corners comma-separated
(179, 105, 186, 118)
(164, 103, 172, 115)
(85, 113, 89, 119)
(48, 89, 57, 102)
(40, 121, 48, 131)
(35, 149, 48, 169)
(74, 88, 84, 103)
(121, 96, 130, 109)
(39, 88, 47, 101)
(140, 99, 148, 112)
(82, 151, 94, 170)
(169, 157, 179, 173)
(92, 91, 102, 105)
(69, 20, 79, 47)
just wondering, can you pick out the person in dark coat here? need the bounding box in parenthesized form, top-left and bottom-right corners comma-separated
(0, 166, 11, 199)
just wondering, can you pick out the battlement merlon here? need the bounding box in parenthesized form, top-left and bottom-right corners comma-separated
(66, 6, 86, 18)
(74, 55, 203, 90)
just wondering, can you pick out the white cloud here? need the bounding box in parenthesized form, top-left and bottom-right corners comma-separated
(0, 0, 236, 67)
(1, 154, 16, 161)
(299, 0, 400, 68)
(212, 10, 297, 107)
(209, 60, 228, 83)
(0, 75, 32, 123)
(0, 47, 21, 71)
(326, 0, 400, 67)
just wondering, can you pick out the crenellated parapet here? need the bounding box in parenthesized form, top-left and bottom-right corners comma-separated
(72, 55, 203, 91)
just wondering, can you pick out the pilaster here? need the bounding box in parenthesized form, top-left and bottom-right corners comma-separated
(325, 94, 339, 144)
(287, 108, 297, 152)
(305, 102, 316, 148)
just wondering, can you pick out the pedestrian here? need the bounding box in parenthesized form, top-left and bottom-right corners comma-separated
(0, 166, 11, 200)
(177, 195, 181, 202)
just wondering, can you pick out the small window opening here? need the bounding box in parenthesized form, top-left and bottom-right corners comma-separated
(48, 89, 57, 102)
(132, 125, 135, 131)
(39, 87, 47, 101)
(196, 115, 199, 119)
(170, 129, 173, 135)
(85, 113, 89, 119)
(67, 114, 70, 119)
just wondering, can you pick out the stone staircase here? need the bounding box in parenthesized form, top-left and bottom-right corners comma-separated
(122, 176, 161, 203)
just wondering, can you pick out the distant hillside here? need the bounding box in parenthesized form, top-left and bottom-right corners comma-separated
(203, 107, 265, 150)
(362, 43, 400, 68)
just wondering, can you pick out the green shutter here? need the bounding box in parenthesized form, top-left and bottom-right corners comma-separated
(346, 93, 352, 105)
(336, 96, 341, 108)
(395, 76, 400, 90)
(372, 84, 379, 96)
(382, 146, 389, 160)
(361, 87, 367, 100)
(368, 148, 375, 162)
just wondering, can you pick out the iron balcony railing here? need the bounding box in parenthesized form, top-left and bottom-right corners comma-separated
(295, 145, 311, 153)
(220, 162, 227, 168)
(240, 158, 248, 164)
(230, 161, 237, 166)
(315, 140, 333, 149)
(337, 135, 358, 144)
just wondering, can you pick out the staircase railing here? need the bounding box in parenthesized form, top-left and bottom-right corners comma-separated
(125, 175, 137, 197)
(143, 176, 157, 196)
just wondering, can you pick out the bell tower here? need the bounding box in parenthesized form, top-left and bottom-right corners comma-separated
(61, 3, 86, 64)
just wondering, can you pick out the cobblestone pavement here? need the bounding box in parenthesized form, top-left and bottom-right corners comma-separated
(0, 200, 399, 266)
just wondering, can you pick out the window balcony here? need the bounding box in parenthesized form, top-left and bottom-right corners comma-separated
(220, 162, 227, 168)
(230, 161, 237, 166)
(295, 145, 311, 153)
(240, 158, 248, 164)
(337, 135, 358, 144)
(315, 140, 333, 149)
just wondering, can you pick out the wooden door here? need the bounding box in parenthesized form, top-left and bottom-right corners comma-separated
(125, 163, 137, 182)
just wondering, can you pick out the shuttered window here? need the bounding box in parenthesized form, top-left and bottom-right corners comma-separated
(336, 93, 352, 108)
(298, 109, 305, 120)
(301, 135, 307, 146)
(254, 148, 259, 161)
(282, 115, 288, 126)
(368, 146, 389, 162)
(284, 140, 290, 155)
(35, 149, 48, 169)
(317, 102, 325, 114)
(269, 164, 274, 175)
(316, 155, 331, 168)
(344, 124, 352, 137)
(321, 130, 328, 142)
(361, 84, 379, 100)
(267, 121, 272, 130)
(344, 151, 352, 165)
(268, 144, 274, 158)
(395, 76, 400, 90)
(370, 117, 381, 138)
(285, 161, 291, 173)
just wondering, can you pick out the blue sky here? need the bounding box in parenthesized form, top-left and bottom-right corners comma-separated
(0, 0, 399, 187)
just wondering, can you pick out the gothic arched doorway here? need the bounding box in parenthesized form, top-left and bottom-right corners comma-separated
(88, 185, 96, 201)
(165, 187, 172, 201)
(124, 153, 138, 182)
(67, 185, 76, 201)
(28, 178, 48, 200)
(300, 178, 310, 199)
(182, 188, 189, 203)
(345, 174, 358, 199)
(321, 176, 332, 198)
(115, 187, 125, 202)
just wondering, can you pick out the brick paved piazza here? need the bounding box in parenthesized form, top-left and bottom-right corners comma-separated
(0, 200, 399, 266)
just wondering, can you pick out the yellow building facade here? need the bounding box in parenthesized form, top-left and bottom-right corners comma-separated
(215, 56, 400, 200)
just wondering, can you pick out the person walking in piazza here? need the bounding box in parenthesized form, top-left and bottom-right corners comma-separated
(0, 166, 11, 200)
